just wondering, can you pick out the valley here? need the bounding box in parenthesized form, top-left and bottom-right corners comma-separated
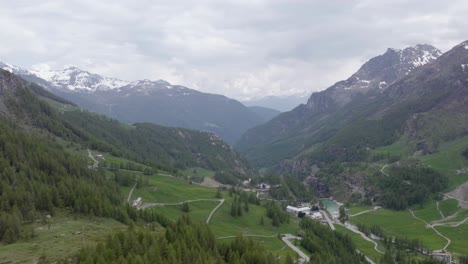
(0, 14, 468, 262)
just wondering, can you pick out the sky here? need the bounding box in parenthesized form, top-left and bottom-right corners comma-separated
(1, 0, 468, 101)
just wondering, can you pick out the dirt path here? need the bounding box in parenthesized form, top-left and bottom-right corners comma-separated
(127, 183, 137, 203)
(338, 223, 384, 254)
(409, 209, 451, 251)
(320, 210, 335, 230)
(140, 199, 222, 209)
(380, 164, 389, 176)
(441, 184, 468, 209)
(432, 215, 468, 227)
(350, 209, 373, 217)
(440, 192, 468, 209)
(436, 202, 445, 219)
(87, 149, 99, 168)
(281, 234, 310, 263)
(206, 199, 224, 224)
(218, 234, 278, 239)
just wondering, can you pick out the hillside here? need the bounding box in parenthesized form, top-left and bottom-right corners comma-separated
(242, 95, 309, 112)
(247, 106, 281, 122)
(0, 63, 265, 145)
(234, 41, 468, 207)
(236, 44, 443, 168)
(0, 69, 252, 181)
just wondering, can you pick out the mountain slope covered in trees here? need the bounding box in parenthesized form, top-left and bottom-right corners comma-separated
(0, 64, 267, 145)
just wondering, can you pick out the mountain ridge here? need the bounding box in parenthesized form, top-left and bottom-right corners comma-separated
(236, 43, 444, 167)
(0, 63, 265, 144)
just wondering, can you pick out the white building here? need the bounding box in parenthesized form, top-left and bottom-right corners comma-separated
(286, 206, 311, 215)
(132, 197, 142, 207)
(309, 211, 323, 220)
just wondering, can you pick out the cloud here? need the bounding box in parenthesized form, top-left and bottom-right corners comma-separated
(1, 0, 468, 100)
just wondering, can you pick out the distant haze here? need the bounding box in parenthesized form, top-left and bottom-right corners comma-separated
(243, 95, 309, 112)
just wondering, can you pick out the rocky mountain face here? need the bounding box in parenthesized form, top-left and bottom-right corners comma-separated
(236, 44, 443, 167)
(305, 44, 442, 113)
(0, 63, 264, 145)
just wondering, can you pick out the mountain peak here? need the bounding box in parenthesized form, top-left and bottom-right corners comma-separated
(27, 65, 130, 92)
(305, 43, 441, 112)
(339, 43, 441, 91)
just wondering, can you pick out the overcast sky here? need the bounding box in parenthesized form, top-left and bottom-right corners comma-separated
(1, 0, 467, 100)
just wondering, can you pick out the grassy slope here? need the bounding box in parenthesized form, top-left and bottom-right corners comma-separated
(334, 225, 382, 262)
(351, 209, 447, 250)
(417, 137, 468, 190)
(0, 213, 127, 263)
(411, 201, 442, 223)
(131, 176, 218, 203)
(182, 167, 215, 178)
(360, 138, 468, 256)
(438, 199, 460, 217)
(126, 173, 300, 259)
(435, 225, 468, 255)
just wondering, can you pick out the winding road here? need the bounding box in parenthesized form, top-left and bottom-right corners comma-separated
(320, 210, 335, 230)
(380, 164, 389, 176)
(139, 198, 225, 224)
(409, 209, 451, 251)
(218, 234, 278, 239)
(87, 149, 99, 168)
(338, 223, 384, 254)
(349, 209, 374, 217)
(281, 234, 310, 263)
(127, 183, 137, 203)
(206, 199, 224, 224)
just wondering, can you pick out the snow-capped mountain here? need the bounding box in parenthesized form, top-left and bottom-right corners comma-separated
(30, 66, 129, 92)
(0, 62, 266, 144)
(0, 62, 32, 76)
(236, 43, 444, 163)
(304, 44, 442, 112)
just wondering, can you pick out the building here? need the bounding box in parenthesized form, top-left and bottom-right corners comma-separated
(132, 197, 142, 207)
(286, 206, 311, 216)
(256, 183, 270, 191)
(309, 211, 323, 220)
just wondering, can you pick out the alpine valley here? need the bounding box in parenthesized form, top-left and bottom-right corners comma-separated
(1, 40, 468, 264)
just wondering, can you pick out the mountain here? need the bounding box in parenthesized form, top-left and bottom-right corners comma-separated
(0, 68, 252, 181)
(247, 106, 281, 122)
(236, 44, 443, 168)
(242, 94, 309, 112)
(0, 63, 264, 145)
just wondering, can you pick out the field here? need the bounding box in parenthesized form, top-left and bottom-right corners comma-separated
(0, 213, 127, 263)
(438, 199, 460, 217)
(126, 173, 300, 259)
(351, 209, 447, 250)
(435, 224, 468, 255)
(417, 137, 468, 191)
(130, 175, 219, 203)
(347, 205, 373, 216)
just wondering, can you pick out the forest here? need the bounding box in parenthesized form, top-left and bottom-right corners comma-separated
(75, 215, 279, 264)
(372, 166, 447, 210)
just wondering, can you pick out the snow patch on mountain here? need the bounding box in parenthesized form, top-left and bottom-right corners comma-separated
(0, 62, 31, 75)
(30, 66, 130, 92)
(412, 50, 439, 67)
